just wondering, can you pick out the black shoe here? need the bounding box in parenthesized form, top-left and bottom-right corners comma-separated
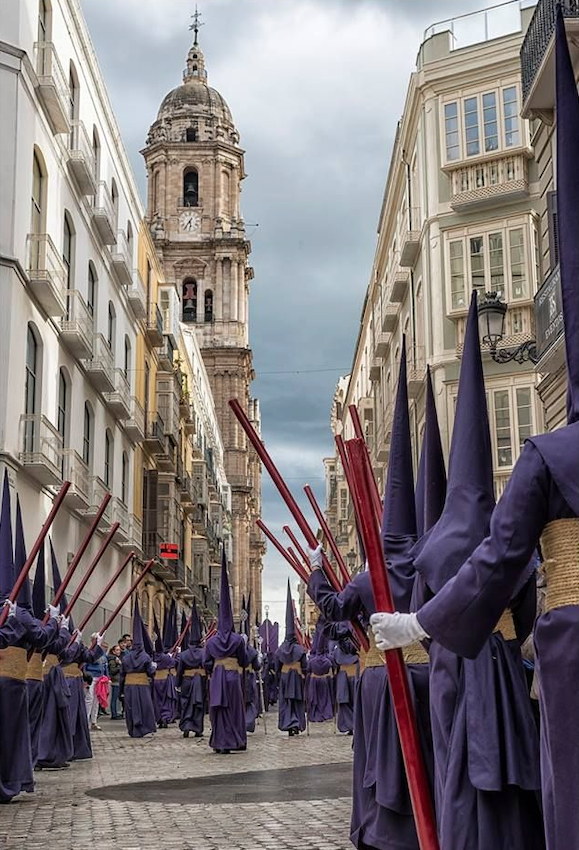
(183, 731, 190, 739)
(194, 732, 203, 738)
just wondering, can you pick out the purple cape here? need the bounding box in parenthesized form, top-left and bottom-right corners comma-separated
(306, 654, 334, 723)
(274, 641, 307, 732)
(176, 645, 205, 734)
(119, 647, 157, 738)
(204, 632, 247, 751)
(152, 652, 178, 723)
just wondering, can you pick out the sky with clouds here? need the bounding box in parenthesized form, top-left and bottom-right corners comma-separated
(82, 0, 511, 635)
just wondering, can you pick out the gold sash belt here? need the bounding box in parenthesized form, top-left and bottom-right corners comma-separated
(541, 519, 579, 613)
(43, 654, 59, 675)
(155, 668, 172, 681)
(0, 646, 28, 681)
(361, 630, 429, 669)
(281, 661, 304, 676)
(310, 671, 332, 679)
(214, 658, 242, 673)
(62, 663, 82, 678)
(26, 652, 44, 681)
(493, 609, 517, 641)
(125, 672, 151, 685)
(403, 642, 430, 664)
(340, 663, 359, 677)
(183, 667, 206, 677)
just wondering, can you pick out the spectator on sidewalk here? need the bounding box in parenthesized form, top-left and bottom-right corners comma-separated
(107, 645, 123, 719)
(85, 637, 108, 731)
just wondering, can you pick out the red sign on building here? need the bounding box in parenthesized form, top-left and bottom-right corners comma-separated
(160, 543, 179, 560)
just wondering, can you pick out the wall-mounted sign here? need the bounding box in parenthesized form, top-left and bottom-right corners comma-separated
(535, 265, 564, 359)
(160, 543, 179, 560)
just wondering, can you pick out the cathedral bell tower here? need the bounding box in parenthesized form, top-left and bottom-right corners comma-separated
(142, 13, 264, 620)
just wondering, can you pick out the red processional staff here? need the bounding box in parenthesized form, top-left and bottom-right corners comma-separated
(229, 398, 438, 850)
(88, 559, 155, 649)
(229, 399, 368, 653)
(346, 438, 439, 850)
(66, 551, 135, 647)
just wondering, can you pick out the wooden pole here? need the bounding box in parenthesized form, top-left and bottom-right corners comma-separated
(346, 438, 439, 850)
(257, 519, 310, 584)
(348, 405, 383, 523)
(230, 399, 368, 651)
(62, 523, 120, 618)
(93, 559, 155, 641)
(303, 485, 351, 587)
(66, 551, 135, 646)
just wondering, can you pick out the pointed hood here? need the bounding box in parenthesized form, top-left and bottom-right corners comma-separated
(163, 600, 176, 650)
(141, 612, 154, 657)
(284, 579, 296, 643)
(132, 597, 145, 650)
(14, 496, 32, 612)
(32, 545, 46, 620)
(415, 293, 497, 593)
(556, 10, 579, 423)
(189, 598, 202, 646)
(153, 612, 164, 653)
(217, 548, 234, 635)
(0, 471, 14, 604)
(382, 337, 416, 537)
(381, 337, 418, 613)
(415, 367, 447, 536)
(49, 538, 73, 630)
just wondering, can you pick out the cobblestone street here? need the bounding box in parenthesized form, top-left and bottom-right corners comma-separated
(1, 716, 354, 850)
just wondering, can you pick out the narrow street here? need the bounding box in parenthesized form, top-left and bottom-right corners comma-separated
(2, 717, 353, 850)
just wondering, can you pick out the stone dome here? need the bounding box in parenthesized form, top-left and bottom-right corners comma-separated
(157, 81, 233, 126)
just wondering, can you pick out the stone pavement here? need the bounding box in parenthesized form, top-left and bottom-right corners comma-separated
(1, 714, 354, 850)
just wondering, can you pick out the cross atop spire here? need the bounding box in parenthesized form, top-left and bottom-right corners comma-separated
(189, 5, 204, 47)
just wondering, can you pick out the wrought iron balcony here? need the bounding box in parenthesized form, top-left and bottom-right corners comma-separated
(34, 42, 70, 134)
(111, 497, 130, 542)
(143, 412, 165, 453)
(61, 449, 90, 510)
(26, 233, 67, 316)
(67, 120, 96, 195)
(85, 476, 113, 528)
(126, 269, 147, 320)
(124, 397, 145, 443)
(399, 207, 422, 268)
(521, 0, 579, 116)
(104, 368, 131, 419)
(91, 182, 117, 245)
(110, 229, 133, 286)
(60, 290, 93, 359)
(20, 414, 63, 486)
(83, 333, 115, 393)
(146, 304, 164, 346)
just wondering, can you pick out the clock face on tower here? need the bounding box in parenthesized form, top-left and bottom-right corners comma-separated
(179, 210, 201, 234)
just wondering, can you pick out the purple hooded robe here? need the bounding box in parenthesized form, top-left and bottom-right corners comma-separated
(176, 601, 206, 735)
(306, 621, 335, 723)
(328, 623, 359, 733)
(275, 581, 307, 733)
(119, 600, 157, 738)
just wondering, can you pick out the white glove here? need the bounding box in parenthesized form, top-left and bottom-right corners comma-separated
(257, 652, 263, 664)
(74, 630, 83, 645)
(3, 599, 17, 619)
(58, 614, 70, 630)
(175, 646, 182, 654)
(46, 604, 60, 620)
(150, 661, 158, 672)
(308, 544, 324, 569)
(369, 612, 429, 651)
(96, 633, 105, 647)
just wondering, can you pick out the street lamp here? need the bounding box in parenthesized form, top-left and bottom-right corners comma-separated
(477, 292, 539, 365)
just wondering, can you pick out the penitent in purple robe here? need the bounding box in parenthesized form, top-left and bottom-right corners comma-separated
(204, 633, 247, 751)
(152, 651, 178, 725)
(275, 641, 307, 732)
(329, 626, 359, 734)
(36, 627, 74, 769)
(59, 640, 104, 761)
(309, 570, 431, 850)
(419, 431, 579, 850)
(306, 622, 335, 723)
(0, 608, 59, 802)
(244, 644, 262, 733)
(177, 645, 206, 735)
(120, 647, 157, 738)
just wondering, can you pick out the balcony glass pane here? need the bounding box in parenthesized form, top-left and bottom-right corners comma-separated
(489, 232, 504, 295)
(503, 86, 520, 147)
(509, 228, 527, 299)
(445, 103, 460, 161)
(470, 236, 485, 294)
(516, 387, 532, 448)
(464, 97, 480, 156)
(483, 91, 498, 152)
(494, 390, 512, 468)
(449, 240, 465, 309)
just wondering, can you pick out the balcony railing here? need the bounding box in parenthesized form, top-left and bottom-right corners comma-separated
(124, 396, 145, 443)
(60, 290, 93, 359)
(83, 333, 115, 393)
(449, 154, 529, 211)
(104, 368, 131, 418)
(110, 229, 133, 286)
(92, 182, 117, 245)
(126, 269, 147, 320)
(27, 233, 67, 316)
(34, 41, 70, 134)
(130, 515, 143, 555)
(158, 337, 175, 371)
(143, 412, 165, 452)
(521, 0, 579, 104)
(111, 497, 130, 541)
(62, 449, 90, 509)
(67, 120, 96, 195)
(399, 207, 422, 268)
(20, 414, 63, 485)
(85, 476, 113, 527)
(146, 304, 164, 346)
